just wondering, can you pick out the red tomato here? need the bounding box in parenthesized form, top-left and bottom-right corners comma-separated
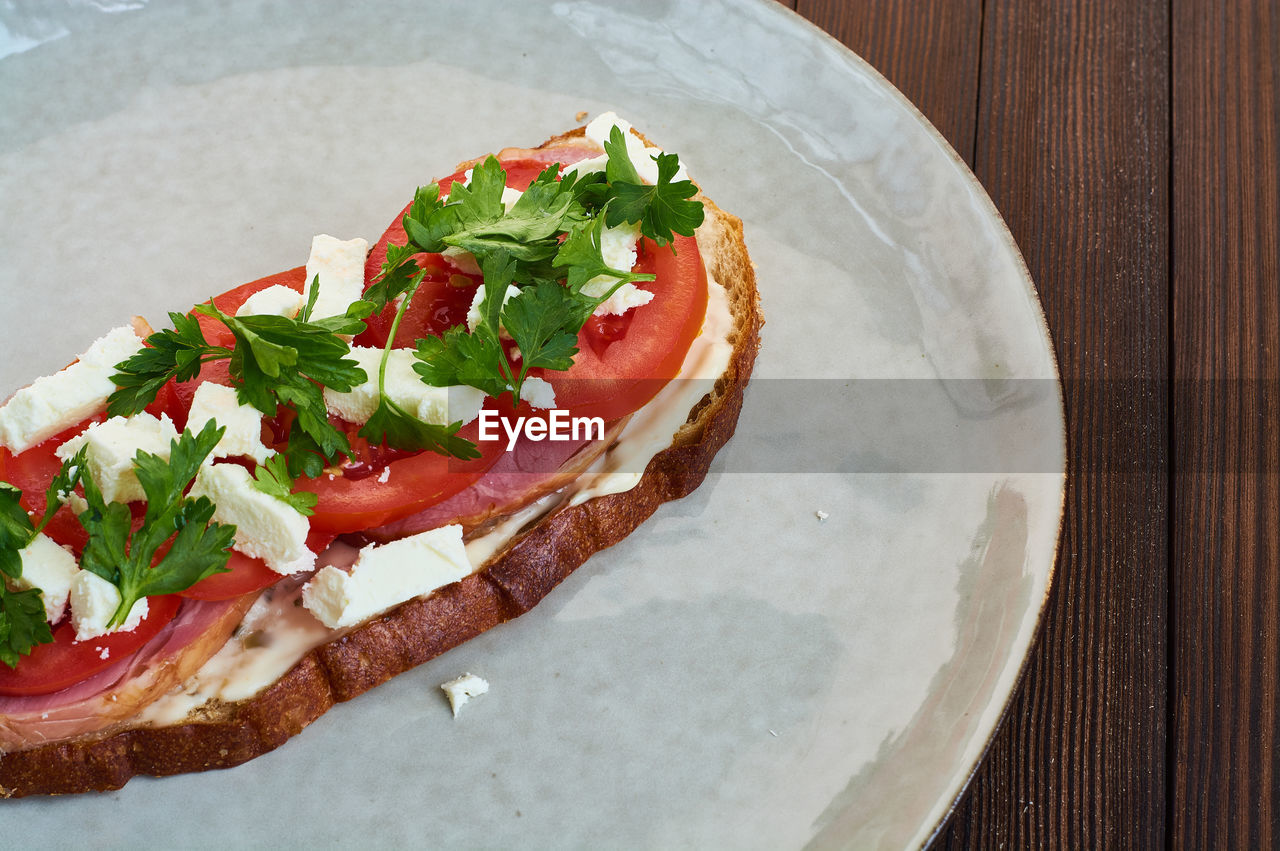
(149, 269, 307, 428)
(362, 159, 562, 289)
(301, 415, 505, 535)
(0, 417, 107, 553)
(176, 551, 279, 602)
(534, 235, 708, 421)
(198, 267, 306, 348)
(365, 158, 708, 424)
(354, 259, 478, 350)
(180, 529, 337, 600)
(0, 594, 181, 697)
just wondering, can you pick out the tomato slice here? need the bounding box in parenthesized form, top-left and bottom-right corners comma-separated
(198, 267, 306, 349)
(364, 155, 708, 425)
(0, 594, 181, 697)
(354, 260, 478, 350)
(301, 415, 505, 535)
(176, 551, 279, 602)
(0, 416, 106, 553)
(180, 529, 337, 600)
(534, 235, 708, 421)
(362, 158, 571, 290)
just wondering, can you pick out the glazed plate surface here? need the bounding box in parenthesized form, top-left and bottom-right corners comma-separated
(0, 1, 1064, 847)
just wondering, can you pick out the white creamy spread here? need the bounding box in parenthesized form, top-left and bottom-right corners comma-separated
(141, 277, 735, 726)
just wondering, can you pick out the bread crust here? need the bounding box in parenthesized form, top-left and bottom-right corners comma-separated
(0, 129, 762, 798)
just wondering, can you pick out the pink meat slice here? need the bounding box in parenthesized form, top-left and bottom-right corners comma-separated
(0, 596, 254, 750)
(494, 137, 602, 166)
(366, 419, 627, 543)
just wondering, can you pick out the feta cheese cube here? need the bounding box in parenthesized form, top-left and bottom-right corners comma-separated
(588, 282, 654, 317)
(236, 284, 306, 318)
(323, 347, 484, 427)
(7, 533, 80, 624)
(583, 111, 690, 184)
(520, 377, 557, 410)
(577, 221, 653, 317)
(440, 672, 489, 717)
(302, 524, 471, 629)
(186, 382, 273, 464)
(55, 412, 179, 504)
(70, 570, 147, 641)
(466, 284, 523, 336)
(305, 234, 369, 321)
(0, 326, 144, 454)
(188, 463, 314, 575)
(442, 247, 482, 276)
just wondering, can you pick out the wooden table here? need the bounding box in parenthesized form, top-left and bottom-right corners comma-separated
(778, 1, 1277, 846)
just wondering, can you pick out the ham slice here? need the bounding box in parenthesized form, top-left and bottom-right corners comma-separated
(0, 596, 254, 750)
(365, 418, 628, 543)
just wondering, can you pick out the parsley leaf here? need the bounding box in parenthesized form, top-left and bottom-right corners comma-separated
(555, 212, 655, 296)
(413, 253, 521, 400)
(601, 127, 704, 245)
(78, 422, 236, 627)
(0, 484, 33, 582)
(363, 398, 479, 459)
(109, 312, 228, 417)
(413, 326, 511, 399)
(402, 158, 578, 273)
(386, 134, 704, 414)
(0, 585, 52, 669)
(251, 454, 318, 516)
(358, 270, 480, 459)
(110, 294, 374, 479)
(298, 274, 321, 323)
(502, 281, 583, 376)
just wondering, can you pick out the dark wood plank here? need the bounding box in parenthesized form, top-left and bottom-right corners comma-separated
(795, 0, 981, 163)
(936, 1, 1171, 846)
(1172, 1, 1280, 847)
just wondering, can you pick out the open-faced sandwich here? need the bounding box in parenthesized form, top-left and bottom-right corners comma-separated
(0, 113, 761, 796)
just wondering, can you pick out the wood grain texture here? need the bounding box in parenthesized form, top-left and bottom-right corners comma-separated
(1172, 0, 1280, 847)
(943, 1, 1170, 846)
(795, 0, 981, 162)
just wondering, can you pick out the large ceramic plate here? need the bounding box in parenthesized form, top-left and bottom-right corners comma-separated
(0, 1, 1064, 847)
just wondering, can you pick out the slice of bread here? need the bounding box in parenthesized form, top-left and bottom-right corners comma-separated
(0, 126, 763, 797)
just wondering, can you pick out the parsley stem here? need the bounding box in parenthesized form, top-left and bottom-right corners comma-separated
(377, 269, 425, 392)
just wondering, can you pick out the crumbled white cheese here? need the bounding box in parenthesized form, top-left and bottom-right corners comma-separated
(815, 510, 830, 523)
(70, 570, 147, 641)
(189, 463, 314, 575)
(7, 533, 80, 624)
(55, 412, 179, 504)
(442, 247, 482, 276)
(185, 382, 274, 464)
(440, 672, 489, 717)
(568, 111, 691, 186)
(305, 234, 369, 321)
(323, 347, 485, 428)
(236, 284, 306, 318)
(563, 215, 652, 318)
(465, 284, 523, 337)
(520, 377, 557, 410)
(501, 186, 524, 210)
(301, 524, 471, 629)
(591, 282, 654, 317)
(0, 326, 144, 454)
